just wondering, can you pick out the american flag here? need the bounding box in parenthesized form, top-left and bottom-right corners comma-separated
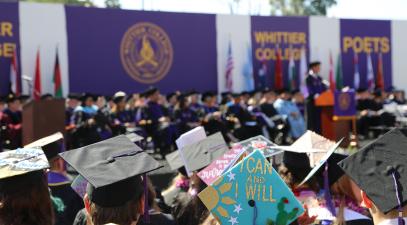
(225, 40, 233, 92)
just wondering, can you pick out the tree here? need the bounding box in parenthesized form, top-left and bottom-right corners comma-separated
(21, 0, 95, 7)
(269, 0, 337, 16)
(105, 0, 121, 8)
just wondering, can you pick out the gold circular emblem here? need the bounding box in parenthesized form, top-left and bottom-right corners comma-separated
(120, 22, 173, 84)
(338, 92, 351, 110)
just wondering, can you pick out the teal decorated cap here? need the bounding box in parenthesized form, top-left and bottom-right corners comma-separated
(198, 149, 304, 225)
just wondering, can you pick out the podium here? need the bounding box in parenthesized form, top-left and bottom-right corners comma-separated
(22, 99, 65, 145)
(315, 90, 357, 146)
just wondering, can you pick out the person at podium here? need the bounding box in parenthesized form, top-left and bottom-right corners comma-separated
(305, 61, 328, 134)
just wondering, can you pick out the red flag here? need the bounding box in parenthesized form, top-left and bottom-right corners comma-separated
(33, 49, 42, 100)
(10, 49, 21, 95)
(53, 47, 63, 98)
(376, 53, 384, 91)
(274, 47, 283, 90)
(329, 50, 335, 92)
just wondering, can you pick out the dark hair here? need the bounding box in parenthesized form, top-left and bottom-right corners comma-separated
(278, 164, 319, 192)
(89, 192, 143, 225)
(172, 193, 209, 225)
(0, 170, 54, 225)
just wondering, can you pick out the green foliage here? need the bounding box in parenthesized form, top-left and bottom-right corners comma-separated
(21, 0, 95, 7)
(269, 0, 337, 16)
(105, 0, 121, 8)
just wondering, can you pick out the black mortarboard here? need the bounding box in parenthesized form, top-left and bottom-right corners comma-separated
(0, 95, 5, 103)
(291, 89, 300, 95)
(339, 128, 407, 214)
(40, 93, 53, 100)
(143, 87, 158, 98)
(231, 92, 241, 98)
(309, 61, 321, 69)
(166, 92, 177, 101)
(221, 91, 231, 97)
(201, 91, 215, 102)
(80, 93, 96, 102)
(179, 132, 229, 173)
(68, 93, 81, 100)
(59, 135, 162, 207)
(112, 91, 127, 104)
(25, 132, 64, 161)
(165, 151, 184, 171)
(186, 90, 199, 97)
(356, 88, 368, 93)
(19, 95, 30, 102)
(276, 88, 290, 95)
(241, 91, 249, 96)
(6, 93, 18, 103)
(283, 152, 311, 171)
(316, 153, 347, 187)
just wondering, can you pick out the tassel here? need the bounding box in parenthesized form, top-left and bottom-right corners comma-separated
(391, 171, 404, 225)
(324, 162, 336, 217)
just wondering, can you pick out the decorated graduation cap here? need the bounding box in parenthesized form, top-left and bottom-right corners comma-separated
(179, 132, 229, 174)
(339, 128, 407, 216)
(236, 135, 282, 158)
(60, 135, 161, 207)
(143, 87, 159, 98)
(112, 91, 127, 104)
(0, 148, 49, 180)
(125, 132, 144, 143)
(25, 132, 64, 161)
(165, 150, 184, 171)
(199, 149, 304, 225)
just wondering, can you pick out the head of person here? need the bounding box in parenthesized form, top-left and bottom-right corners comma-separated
(113, 91, 127, 111)
(6, 94, 21, 112)
(172, 192, 209, 225)
(277, 89, 291, 101)
(188, 91, 199, 104)
(0, 96, 6, 111)
(356, 88, 369, 99)
(291, 89, 304, 103)
(231, 93, 241, 104)
(240, 91, 250, 103)
(41, 93, 54, 101)
(60, 135, 161, 225)
(309, 61, 321, 74)
(145, 87, 160, 103)
(339, 128, 407, 224)
(67, 93, 81, 109)
(178, 95, 190, 110)
(83, 176, 145, 225)
(279, 152, 319, 192)
(0, 170, 54, 225)
(81, 93, 95, 107)
(202, 92, 216, 106)
(166, 93, 178, 106)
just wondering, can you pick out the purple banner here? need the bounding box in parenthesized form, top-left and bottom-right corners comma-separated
(251, 16, 309, 90)
(0, 3, 19, 95)
(340, 19, 392, 90)
(66, 7, 217, 94)
(334, 91, 356, 116)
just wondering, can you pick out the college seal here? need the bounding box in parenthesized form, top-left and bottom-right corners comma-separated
(120, 22, 173, 83)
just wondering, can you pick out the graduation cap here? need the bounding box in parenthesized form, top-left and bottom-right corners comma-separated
(41, 93, 54, 100)
(60, 135, 162, 207)
(143, 87, 159, 98)
(80, 93, 96, 102)
(125, 132, 144, 143)
(316, 153, 347, 187)
(0, 148, 49, 180)
(68, 93, 81, 100)
(179, 132, 229, 175)
(24, 132, 64, 161)
(236, 135, 282, 158)
(339, 128, 407, 215)
(308, 61, 321, 69)
(198, 149, 304, 224)
(112, 91, 127, 104)
(166, 92, 177, 102)
(201, 91, 215, 102)
(6, 93, 18, 103)
(0, 95, 6, 103)
(165, 151, 184, 171)
(186, 90, 199, 97)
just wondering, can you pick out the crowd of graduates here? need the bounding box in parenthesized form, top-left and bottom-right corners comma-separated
(1, 61, 407, 225)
